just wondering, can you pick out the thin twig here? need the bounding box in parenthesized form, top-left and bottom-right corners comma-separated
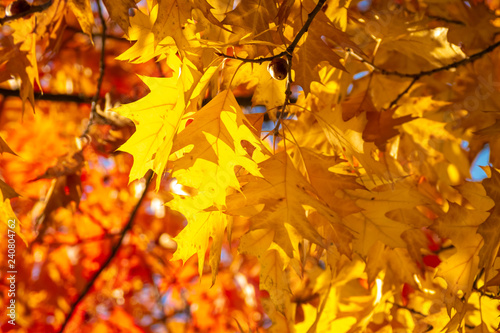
(215, 51, 286, 64)
(427, 15, 465, 26)
(0, 88, 91, 103)
(388, 301, 426, 317)
(58, 171, 153, 333)
(216, 0, 327, 138)
(216, 0, 327, 60)
(0, 0, 53, 25)
(388, 77, 418, 108)
(286, 0, 327, 54)
(363, 40, 500, 78)
(82, 0, 107, 138)
(0, 88, 256, 107)
(270, 54, 293, 136)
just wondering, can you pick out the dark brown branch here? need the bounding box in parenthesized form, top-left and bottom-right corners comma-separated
(389, 77, 418, 108)
(0, 88, 91, 103)
(0, 88, 256, 107)
(216, 0, 326, 61)
(286, 0, 326, 54)
(388, 301, 426, 317)
(0, 0, 53, 25)
(366, 40, 500, 78)
(214, 52, 286, 64)
(82, 1, 107, 137)
(58, 171, 153, 333)
(427, 15, 465, 26)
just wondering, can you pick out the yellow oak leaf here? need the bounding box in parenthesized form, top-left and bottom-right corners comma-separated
(170, 90, 265, 207)
(67, 0, 95, 40)
(227, 151, 337, 258)
(0, 21, 40, 113)
(297, 148, 363, 217)
(165, 90, 265, 281)
(252, 63, 287, 112)
(221, 0, 278, 43)
(115, 55, 202, 184)
(343, 183, 431, 256)
(477, 168, 500, 281)
(475, 119, 500, 169)
(152, 0, 193, 50)
(292, 0, 362, 94)
(0, 191, 27, 245)
(102, 0, 137, 34)
(259, 248, 290, 314)
(115, 74, 186, 182)
(433, 203, 491, 298)
(116, 4, 176, 64)
(341, 90, 377, 122)
(362, 107, 414, 151)
(168, 197, 227, 283)
(365, 241, 420, 288)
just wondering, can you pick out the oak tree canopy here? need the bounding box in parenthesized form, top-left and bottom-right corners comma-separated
(1, 0, 500, 332)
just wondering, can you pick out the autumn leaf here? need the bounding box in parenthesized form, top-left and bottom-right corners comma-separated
(102, 0, 137, 33)
(170, 89, 265, 206)
(228, 151, 337, 257)
(0, 136, 17, 156)
(67, 0, 95, 40)
(115, 54, 201, 184)
(343, 183, 432, 256)
(477, 168, 500, 281)
(341, 90, 377, 122)
(151, 0, 192, 50)
(0, 179, 20, 200)
(362, 107, 414, 150)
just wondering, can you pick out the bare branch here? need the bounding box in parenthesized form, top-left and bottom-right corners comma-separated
(82, 0, 107, 138)
(215, 51, 286, 64)
(216, 0, 327, 61)
(58, 171, 153, 333)
(388, 77, 418, 108)
(363, 40, 500, 78)
(286, 0, 326, 54)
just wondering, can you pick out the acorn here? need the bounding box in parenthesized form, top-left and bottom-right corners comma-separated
(267, 57, 288, 80)
(6, 0, 31, 16)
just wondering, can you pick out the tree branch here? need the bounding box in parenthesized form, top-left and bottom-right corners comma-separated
(0, 0, 53, 25)
(58, 171, 153, 333)
(216, 0, 327, 61)
(82, 0, 107, 138)
(0, 88, 257, 107)
(364, 40, 500, 78)
(214, 52, 286, 64)
(388, 301, 426, 317)
(0, 88, 91, 103)
(388, 77, 418, 108)
(286, 0, 326, 54)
